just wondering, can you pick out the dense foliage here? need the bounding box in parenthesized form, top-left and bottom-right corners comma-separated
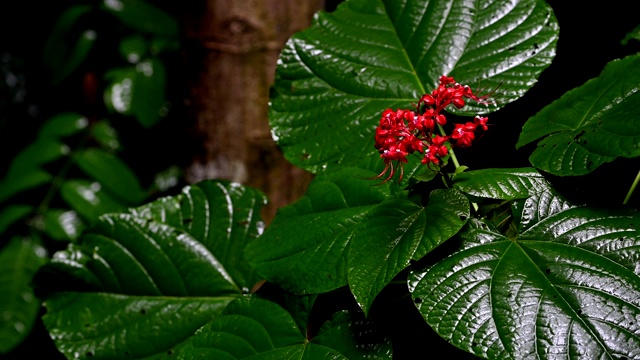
(2, 0, 640, 359)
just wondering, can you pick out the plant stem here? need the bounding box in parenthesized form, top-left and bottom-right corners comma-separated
(623, 169, 640, 205)
(436, 124, 477, 212)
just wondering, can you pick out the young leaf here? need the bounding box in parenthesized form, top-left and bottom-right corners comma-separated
(40, 180, 267, 359)
(517, 53, 640, 176)
(409, 193, 640, 359)
(0, 237, 48, 354)
(270, 0, 558, 176)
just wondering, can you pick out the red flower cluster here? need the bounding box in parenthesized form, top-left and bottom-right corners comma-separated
(374, 75, 490, 182)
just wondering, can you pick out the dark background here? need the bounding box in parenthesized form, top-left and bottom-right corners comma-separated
(1, 1, 638, 359)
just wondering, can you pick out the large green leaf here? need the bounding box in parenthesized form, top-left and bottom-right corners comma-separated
(174, 296, 392, 360)
(245, 168, 400, 294)
(0, 236, 48, 354)
(40, 180, 267, 359)
(517, 53, 640, 175)
(348, 189, 469, 314)
(270, 0, 558, 176)
(408, 191, 640, 359)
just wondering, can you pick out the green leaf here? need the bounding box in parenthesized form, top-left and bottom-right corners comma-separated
(74, 148, 147, 204)
(100, 0, 179, 36)
(44, 292, 232, 359)
(517, 53, 640, 175)
(119, 34, 148, 63)
(348, 189, 469, 314)
(270, 0, 558, 176)
(0, 169, 52, 204)
(0, 237, 48, 354)
(130, 181, 268, 291)
(40, 209, 85, 242)
(90, 119, 121, 151)
(408, 192, 640, 359)
(53, 29, 97, 85)
(103, 59, 167, 127)
(245, 168, 398, 294)
(453, 167, 551, 200)
(60, 179, 128, 224)
(174, 297, 392, 360)
(38, 112, 89, 139)
(0, 205, 34, 234)
(43, 5, 92, 82)
(621, 24, 640, 46)
(40, 180, 267, 359)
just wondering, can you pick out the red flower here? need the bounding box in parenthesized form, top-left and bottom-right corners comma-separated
(373, 75, 492, 183)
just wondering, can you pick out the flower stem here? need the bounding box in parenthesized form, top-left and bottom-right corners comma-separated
(436, 123, 477, 212)
(623, 169, 640, 205)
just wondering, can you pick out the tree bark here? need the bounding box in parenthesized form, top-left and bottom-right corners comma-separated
(182, 0, 323, 223)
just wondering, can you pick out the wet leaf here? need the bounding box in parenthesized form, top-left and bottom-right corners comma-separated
(245, 168, 398, 294)
(0, 237, 47, 354)
(517, 53, 640, 175)
(409, 191, 640, 359)
(348, 189, 469, 314)
(453, 167, 551, 200)
(174, 297, 392, 360)
(270, 0, 558, 176)
(39, 180, 267, 359)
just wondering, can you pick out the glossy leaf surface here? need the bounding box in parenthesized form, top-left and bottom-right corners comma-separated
(0, 237, 47, 354)
(453, 167, 551, 200)
(517, 53, 640, 175)
(270, 0, 558, 176)
(175, 296, 392, 360)
(348, 189, 469, 314)
(245, 168, 399, 294)
(41, 180, 267, 359)
(409, 191, 640, 359)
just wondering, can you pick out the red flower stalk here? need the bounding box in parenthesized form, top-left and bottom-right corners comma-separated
(373, 75, 492, 182)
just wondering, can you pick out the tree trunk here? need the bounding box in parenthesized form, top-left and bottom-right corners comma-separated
(182, 0, 323, 223)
